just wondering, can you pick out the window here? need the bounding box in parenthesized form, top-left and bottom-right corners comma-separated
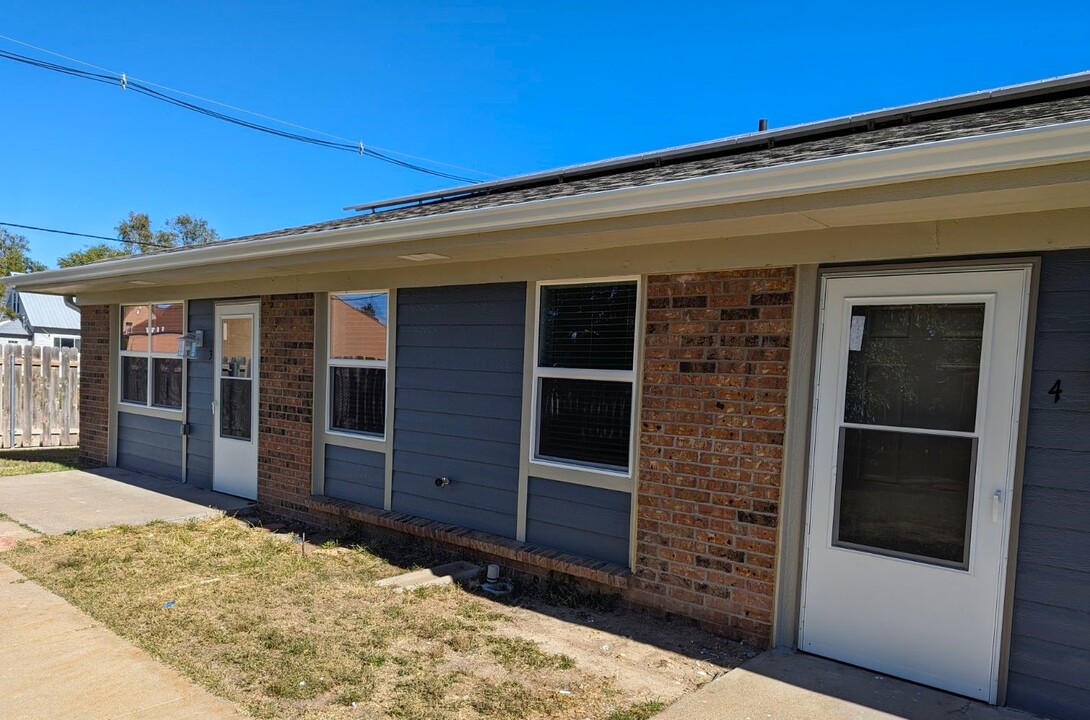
(53, 337, 78, 349)
(328, 292, 388, 437)
(533, 280, 639, 473)
(120, 303, 183, 409)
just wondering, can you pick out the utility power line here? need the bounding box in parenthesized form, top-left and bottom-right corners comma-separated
(0, 35, 494, 183)
(0, 221, 172, 249)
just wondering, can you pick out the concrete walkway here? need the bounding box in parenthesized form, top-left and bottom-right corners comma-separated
(0, 468, 252, 534)
(657, 649, 1039, 720)
(0, 563, 246, 719)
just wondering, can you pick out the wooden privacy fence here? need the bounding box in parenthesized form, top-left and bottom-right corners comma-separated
(0, 345, 80, 448)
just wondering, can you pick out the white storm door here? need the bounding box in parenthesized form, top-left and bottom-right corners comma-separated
(212, 302, 259, 500)
(800, 267, 1030, 702)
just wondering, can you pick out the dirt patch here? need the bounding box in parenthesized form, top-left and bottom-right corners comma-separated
(0, 516, 39, 551)
(491, 603, 754, 704)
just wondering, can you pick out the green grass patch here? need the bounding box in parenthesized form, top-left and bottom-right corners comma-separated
(0, 446, 82, 476)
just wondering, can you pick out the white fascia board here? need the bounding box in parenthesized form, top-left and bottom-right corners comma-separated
(11, 118, 1090, 293)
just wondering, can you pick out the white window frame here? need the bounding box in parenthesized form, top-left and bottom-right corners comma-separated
(529, 276, 642, 482)
(326, 290, 390, 441)
(118, 301, 184, 413)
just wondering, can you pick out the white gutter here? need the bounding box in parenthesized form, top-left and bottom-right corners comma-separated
(10, 118, 1090, 292)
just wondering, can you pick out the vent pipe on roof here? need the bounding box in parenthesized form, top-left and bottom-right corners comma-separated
(758, 118, 768, 132)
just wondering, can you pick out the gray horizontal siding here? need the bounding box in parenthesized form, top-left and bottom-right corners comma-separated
(525, 477, 630, 565)
(396, 368, 522, 397)
(1008, 250, 1090, 719)
(390, 283, 525, 539)
(324, 444, 384, 509)
(185, 300, 215, 490)
(116, 411, 182, 482)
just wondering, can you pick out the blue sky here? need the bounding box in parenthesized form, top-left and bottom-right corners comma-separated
(1, 2, 1088, 267)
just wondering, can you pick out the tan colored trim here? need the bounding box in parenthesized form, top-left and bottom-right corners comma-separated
(526, 461, 633, 492)
(117, 403, 184, 421)
(995, 257, 1041, 706)
(180, 300, 189, 483)
(323, 431, 387, 454)
(78, 207, 1090, 306)
(516, 283, 535, 541)
(772, 264, 820, 648)
(382, 290, 397, 511)
(629, 277, 648, 571)
(312, 293, 329, 495)
(106, 304, 119, 466)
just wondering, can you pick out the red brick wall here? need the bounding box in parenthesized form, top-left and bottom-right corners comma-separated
(258, 293, 315, 521)
(632, 268, 795, 647)
(79, 304, 111, 467)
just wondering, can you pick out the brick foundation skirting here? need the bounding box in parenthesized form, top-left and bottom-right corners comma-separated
(305, 495, 630, 589)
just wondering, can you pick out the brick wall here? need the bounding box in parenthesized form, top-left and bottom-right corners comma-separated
(79, 304, 111, 467)
(258, 293, 315, 522)
(632, 268, 795, 647)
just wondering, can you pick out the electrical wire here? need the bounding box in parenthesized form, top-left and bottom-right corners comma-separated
(0, 32, 498, 178)
(0, 221, 172, 249)
(0, 41, 490, 183)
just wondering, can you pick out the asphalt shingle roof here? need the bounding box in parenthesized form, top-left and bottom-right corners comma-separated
(206, 92, 1090, 249)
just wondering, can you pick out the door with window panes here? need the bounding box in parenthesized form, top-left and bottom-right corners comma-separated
(800, 268, 1030, 702)
(212, 302, 259, 499)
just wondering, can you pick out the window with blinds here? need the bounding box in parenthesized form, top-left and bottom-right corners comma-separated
(328, 292, 389, 437)
(534, 280, 639, 473)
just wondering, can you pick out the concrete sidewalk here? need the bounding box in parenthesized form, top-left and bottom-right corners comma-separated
(656, 649, 1039, 720)
(0, 563, 245, 720)
(0, 468, 252, 534)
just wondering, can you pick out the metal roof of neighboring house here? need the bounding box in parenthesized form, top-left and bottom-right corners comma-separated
(18, 291, 80, 331)
(0, 318, 30, 338)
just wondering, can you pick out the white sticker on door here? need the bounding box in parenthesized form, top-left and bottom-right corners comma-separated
(849, 315, 865, 351)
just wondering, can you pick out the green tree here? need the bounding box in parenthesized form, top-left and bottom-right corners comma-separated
(0, 228, 47, 319)
(55, 212, 220, 267)
(116, 212, 219, 254)
(56, 243, 134, 268)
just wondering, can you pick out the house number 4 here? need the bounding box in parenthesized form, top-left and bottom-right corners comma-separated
(1048, 379, 1063, 404)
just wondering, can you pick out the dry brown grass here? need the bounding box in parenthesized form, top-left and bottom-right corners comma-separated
(5, 516, 665, 720)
